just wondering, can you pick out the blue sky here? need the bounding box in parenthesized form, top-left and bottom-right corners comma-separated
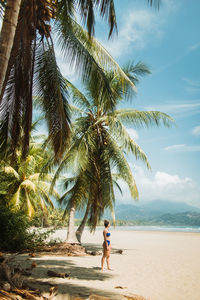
(92, 0, 200, 207)
(57, 0, 200, 207)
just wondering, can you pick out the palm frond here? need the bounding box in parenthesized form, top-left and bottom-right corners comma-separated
(115, 109, 175, 128)
(106, 117, 151, 169)
(106, 134, 139, 200)
(4, 166, 20, 179)
(147, 0, 160, 9)
(20, 180, 36, 192)
(25, 190, 35, 218)
(35, 42, 71, 161)
(55, 20, 115, 111)
(69, 20, 136, 92)
(10, 186, 21, 207)
(66, 79, 91, 111)
(76, 0, 117, 38)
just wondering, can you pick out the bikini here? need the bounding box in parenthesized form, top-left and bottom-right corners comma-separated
(106, 232, 111, 246)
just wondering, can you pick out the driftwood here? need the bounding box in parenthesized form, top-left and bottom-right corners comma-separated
(47, 270, 69, 278)
(114, 249, 123, 254)
(0, 254, 57, 299)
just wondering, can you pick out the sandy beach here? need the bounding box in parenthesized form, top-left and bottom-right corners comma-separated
(15, 228, 200, 300)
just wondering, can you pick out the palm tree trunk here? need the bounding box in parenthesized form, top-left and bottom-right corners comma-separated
(66, 204, 79, 244)
(0, 0, 22, 96)
(76, 201, 90, 243)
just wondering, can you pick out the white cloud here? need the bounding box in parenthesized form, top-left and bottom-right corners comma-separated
(126, 128, 139, 140)
(98, 0, 180, 59)
(146, 102, 200, 113)
(100, 9, 164, 58)
(115, 165, 200, 207)
(145, 101, 200, 119)
(192, 126, 200, 137)
(164, 144, 200, 152)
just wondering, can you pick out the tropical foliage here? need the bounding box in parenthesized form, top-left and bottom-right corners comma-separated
(0, 136, 59, 218)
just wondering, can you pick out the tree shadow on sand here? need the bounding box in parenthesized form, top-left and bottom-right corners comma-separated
(83, 242, 121, 253)
(14, 255, 112, 280)
(13, 255, 125, 299)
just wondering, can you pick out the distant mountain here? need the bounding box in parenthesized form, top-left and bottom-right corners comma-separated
(75, 200, 200, 226)
(140, 200, 200, 214)
(104, 200, 200, 221)
(155, 212, 200, 226)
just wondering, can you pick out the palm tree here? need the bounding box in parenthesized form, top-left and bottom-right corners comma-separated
(0, 0, 22, 94)
(52, 61, 174, 244)
(0, 0, 119, 161)
(0, 0, 162, 162)
(0, 136, 59, 219)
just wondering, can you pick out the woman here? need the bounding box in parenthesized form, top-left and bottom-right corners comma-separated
(101, 220, 112, 270)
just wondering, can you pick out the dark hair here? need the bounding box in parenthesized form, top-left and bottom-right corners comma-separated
(104, 220, 110, 228)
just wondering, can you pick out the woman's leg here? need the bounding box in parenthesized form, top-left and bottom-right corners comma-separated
(101, 242, 107, 270)
(106, 249, 111, 270)
(101, 253, 106, 270)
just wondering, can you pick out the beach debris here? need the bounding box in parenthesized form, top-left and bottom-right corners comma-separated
(38, 242, 86, 256)
(29, 253, 36, 257)
(0, 255, 59, 299)
(115, 286, 127, 289)
(47, 270, 69, 278)
(114, 249, 123, 254)
(86, 250, 102, 256)
(0, 253, 5, 263)
(0, 289, 17, 299)
(2, 282, 11, 291)
(49, 285, 58, 296)
(91, 251, 101, 256)
(31, 262, 37, 269)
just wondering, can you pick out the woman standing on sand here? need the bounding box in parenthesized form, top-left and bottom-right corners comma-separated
(101, 220, 112, 270)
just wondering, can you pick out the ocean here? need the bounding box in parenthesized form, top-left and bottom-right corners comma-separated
(107, 225, 200, 233)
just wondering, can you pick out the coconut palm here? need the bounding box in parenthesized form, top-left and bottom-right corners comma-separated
(0, 136, 59, 219)
(0, 0, 162, 162)
(0, 0, 119, 162)
(51, 61, 174, 243)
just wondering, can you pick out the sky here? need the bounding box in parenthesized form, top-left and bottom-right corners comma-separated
(92, 0, 200, 207)
(57, 0, 200, 207)
(1, 1, 199, 207)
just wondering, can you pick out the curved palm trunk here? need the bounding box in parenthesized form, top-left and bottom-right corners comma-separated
(76, 201, 90, 243)
(0, 0, 22, 96)
(66, 204, 79, 244)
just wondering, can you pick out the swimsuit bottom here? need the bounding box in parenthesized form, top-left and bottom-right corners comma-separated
(106, 240, 110, 246)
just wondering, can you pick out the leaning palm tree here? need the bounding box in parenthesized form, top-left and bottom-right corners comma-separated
(51, 61, 174, 244)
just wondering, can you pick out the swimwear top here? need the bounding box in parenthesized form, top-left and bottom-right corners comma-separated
(106, 232, 111, 237)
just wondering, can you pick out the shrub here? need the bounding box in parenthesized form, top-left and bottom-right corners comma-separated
(0, 204, 54, 252)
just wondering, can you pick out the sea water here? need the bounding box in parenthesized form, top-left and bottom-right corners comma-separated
(94, 225, 200, 233)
